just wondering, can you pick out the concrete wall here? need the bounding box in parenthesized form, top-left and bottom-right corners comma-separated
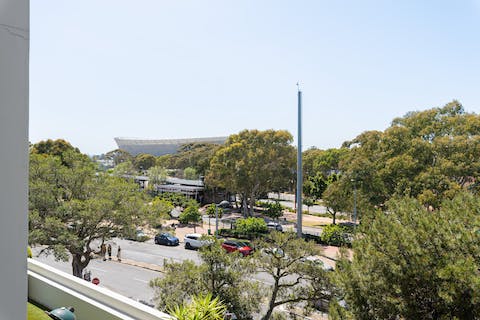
(28, 259, 173, 320)
(0, 1, 29, 319)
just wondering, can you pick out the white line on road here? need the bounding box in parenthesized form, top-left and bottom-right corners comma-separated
(134, 278, 149, 284)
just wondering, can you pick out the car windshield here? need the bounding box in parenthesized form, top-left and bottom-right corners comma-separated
(236, 241, 249, 247)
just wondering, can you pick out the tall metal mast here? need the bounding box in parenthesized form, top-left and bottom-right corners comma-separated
(296, 84, 303, 238)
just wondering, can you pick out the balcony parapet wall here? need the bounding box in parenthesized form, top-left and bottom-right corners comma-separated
(28, 259, 173, 320)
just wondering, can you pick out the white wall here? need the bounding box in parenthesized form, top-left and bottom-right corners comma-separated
(28, 260, 173, 320)
(0, 1, 29, 319)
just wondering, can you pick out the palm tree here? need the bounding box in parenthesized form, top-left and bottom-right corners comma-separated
(168, 293, 227, 320)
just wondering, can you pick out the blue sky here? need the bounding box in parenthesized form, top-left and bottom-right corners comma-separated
(30, 1, 480, 155)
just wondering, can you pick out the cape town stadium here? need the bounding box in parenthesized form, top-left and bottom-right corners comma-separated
(114, 137, 227, 156)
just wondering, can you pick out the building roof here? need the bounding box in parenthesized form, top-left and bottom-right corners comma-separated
(114, 136, 227, 156)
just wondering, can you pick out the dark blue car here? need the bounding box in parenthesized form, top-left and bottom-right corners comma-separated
(154, 233, 179, 246)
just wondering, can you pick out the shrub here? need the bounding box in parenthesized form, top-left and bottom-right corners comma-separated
(179, 205, 201, 225)
(236, 217, 268, 235)
(320, 224, 351, 246)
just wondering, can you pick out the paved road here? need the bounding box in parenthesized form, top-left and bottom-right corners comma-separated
(32, 248, 160, 305)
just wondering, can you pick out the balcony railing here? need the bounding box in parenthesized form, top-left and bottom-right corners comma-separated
(28, 259, 173, 320)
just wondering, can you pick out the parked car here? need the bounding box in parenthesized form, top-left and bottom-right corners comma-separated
(127, 228, 148, 241)
(217, 200, 232, 209)
(221, 240, 253, 256)
(184, 233, 211, 250)
(154, 233, 179, 246)
(266, 222, 283, 232)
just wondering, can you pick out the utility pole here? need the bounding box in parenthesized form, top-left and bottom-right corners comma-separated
(296, 84, 303, 238)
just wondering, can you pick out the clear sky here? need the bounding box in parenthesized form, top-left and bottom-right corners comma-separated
(30, 1, 480, 155)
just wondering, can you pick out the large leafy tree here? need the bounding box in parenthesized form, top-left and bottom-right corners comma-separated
(29, 150, 144, 277)
(207, 129, 295, 216)
(325, 101, 480, 213)
(31, 139, 83, 166)
(336, 192, 480, 319)
(150, 238, 263, 319)
(133, 153, 157, 171)
(254, 232, 334, 320)
(104, 148, 133, 165)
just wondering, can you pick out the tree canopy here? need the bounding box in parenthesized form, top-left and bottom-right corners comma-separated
(336, 192, 480, 319)
(207, 129, 295, 215)
(29, 148, 144, 277)
(324, 101, 480, 214)
(150, 238, 263, 319)
(254, 232, 334, 320)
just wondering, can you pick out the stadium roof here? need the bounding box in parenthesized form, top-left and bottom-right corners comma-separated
(114, 136, 227, 156)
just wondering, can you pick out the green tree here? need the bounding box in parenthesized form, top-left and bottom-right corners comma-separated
(134, 153, 157, 171)
(323, 178, 352, 225)
(264, 201, 284, 220)
(303, 197, 315, 213)
(254, 232, 334, 320)
(206, 204, 223, 229)
(168, 293, 227, 320)
(325, 101, 480, 215)
(104, 148, 133, 165)
(179, 205, 202, 232)
(207, 129, 295, 216)
(147, 165, 168, 186)
(112, 160, 136, 176)
(235, 217, 268, 235)
(336, 192, 480, 319)
(184, 167, 198, 180)
(151, 238, 263, 318)
(29, 151, 144, 277)
(147, 197, 174, 227)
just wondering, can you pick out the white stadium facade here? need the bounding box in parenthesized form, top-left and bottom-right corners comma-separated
(114, 136, 228, 156)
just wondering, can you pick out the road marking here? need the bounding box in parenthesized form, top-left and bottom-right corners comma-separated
(134, 278, 149, 284)
(90, 266, 107, 273)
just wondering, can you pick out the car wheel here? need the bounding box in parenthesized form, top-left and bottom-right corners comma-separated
(154, 239, 158, 244)
(186, 242, 192, 250)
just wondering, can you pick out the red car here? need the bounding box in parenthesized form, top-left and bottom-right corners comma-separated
(221, 240, 253, 256)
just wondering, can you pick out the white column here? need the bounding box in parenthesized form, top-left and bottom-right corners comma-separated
(0, 0, 29, 319)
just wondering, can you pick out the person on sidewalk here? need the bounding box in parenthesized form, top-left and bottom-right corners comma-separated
(116, 246, 121, 262)
(101, 243, 107, 261)
(107, 244, 112, 260)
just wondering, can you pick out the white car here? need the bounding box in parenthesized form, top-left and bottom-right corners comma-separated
(184, 233, 210, 250)
(266, 222, 283, 232)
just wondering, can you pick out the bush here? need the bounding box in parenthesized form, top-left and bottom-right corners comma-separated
(179, 205, 201, 225)
(236, 217, 268, 235)
(320, 224, 352, 246)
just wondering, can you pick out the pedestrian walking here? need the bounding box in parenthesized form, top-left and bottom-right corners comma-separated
(116, 246, 121, 262)
(107, 244, 112, 260)
(101, 243, 107, 261)
(83, 269, 91, 282)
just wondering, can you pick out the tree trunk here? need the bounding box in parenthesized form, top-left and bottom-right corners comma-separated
(262, 275, 280, 320)
(248, 193, 256, 217)
(72, 254, 85, 278)
(72, 251, 91, 278)
(332, 211, 336, 225)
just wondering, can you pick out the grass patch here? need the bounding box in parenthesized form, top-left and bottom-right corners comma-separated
(28, 302, 51, 320)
